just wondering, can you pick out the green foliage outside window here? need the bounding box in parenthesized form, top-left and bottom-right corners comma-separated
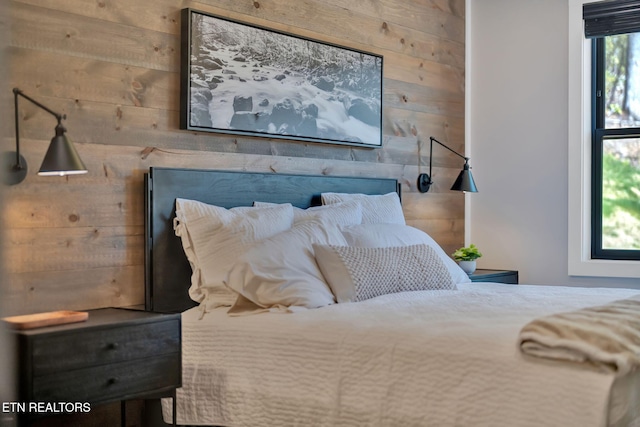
(605, 35, 629, 123)
(602, 152, 640, 249)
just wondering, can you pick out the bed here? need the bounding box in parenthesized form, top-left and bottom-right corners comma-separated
(144, 167, 640, 427)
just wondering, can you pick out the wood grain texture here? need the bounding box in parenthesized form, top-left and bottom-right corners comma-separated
(5, 266, 143, 316)
(11, 2, 179, 72)
(6, 0, 466, 316)
(31, 319, 180, 375)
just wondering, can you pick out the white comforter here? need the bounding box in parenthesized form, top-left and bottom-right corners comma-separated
(164, 283, 640, 427)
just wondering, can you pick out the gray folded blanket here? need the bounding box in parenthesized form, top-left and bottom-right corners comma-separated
(518, 294, 640, 375)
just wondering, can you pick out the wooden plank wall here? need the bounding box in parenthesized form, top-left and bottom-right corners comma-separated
(4, 0, 466, 316)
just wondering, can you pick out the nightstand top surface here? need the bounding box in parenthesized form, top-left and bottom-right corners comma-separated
(14, 307, 178, 336)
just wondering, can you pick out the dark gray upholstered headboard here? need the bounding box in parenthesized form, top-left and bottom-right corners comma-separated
(144, 167, 400, 313)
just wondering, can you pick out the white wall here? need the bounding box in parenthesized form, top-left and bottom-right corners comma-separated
(467, 0, 639, 288)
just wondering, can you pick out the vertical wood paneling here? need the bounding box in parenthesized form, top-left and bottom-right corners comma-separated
(5, 0, 465, 316)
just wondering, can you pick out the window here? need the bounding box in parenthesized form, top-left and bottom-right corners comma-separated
(591, 35, 640, 259)
(568, 0, 640, 278)
(585, 1, 640, 261)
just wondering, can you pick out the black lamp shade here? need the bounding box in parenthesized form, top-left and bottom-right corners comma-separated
(37, 126, 87, 176)
(450, 163, 478, 193)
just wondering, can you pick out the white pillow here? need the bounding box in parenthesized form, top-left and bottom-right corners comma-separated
(314, 244, 457, 303)
(253, 201, 363, 226)
(339, 223, 471, 285)
(174, 198, 294, 307)
(224, 219, 346, 312)
(321, 192, 405, 225)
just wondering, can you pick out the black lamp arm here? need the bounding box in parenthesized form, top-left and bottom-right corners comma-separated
(14, 88, 66, 123)
(13, 88, 66, 170)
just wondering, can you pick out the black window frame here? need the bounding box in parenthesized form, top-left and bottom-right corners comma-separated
(590, 36, 640, 260)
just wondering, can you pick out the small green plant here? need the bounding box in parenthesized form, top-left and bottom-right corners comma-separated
(452, 244, 483, 261)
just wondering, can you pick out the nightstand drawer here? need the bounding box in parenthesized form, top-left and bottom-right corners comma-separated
(32, 352, 180, 403)
(469, 269, 519, 284)
(32, 318, 180, 376)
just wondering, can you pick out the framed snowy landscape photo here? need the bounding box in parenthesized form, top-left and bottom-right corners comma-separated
(180, 8, 384, 148)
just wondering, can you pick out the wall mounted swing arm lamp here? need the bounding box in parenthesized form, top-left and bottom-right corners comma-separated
(5, 87, 88, 185)
(417, 136, 478, 193)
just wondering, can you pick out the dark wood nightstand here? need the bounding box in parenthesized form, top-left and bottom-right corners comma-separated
(469, 269, 519, 284)
(13, 307, 181, 426)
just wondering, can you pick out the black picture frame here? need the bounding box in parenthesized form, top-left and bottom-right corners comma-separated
(180, 8, 384, 148)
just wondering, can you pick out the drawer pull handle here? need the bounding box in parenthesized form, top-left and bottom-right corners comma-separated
(107, 342, 119, 350)
(107, 377, 119, 385)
